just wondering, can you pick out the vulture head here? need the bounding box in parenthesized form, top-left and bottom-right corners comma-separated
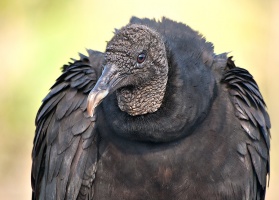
(87, 24, 169, 117)
(87, 20, 216, 142)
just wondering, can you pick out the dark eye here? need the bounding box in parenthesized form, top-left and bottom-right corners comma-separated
(137, 53, 146, 64)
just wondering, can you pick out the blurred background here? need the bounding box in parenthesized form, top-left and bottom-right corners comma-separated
(0, 0, 278, 199)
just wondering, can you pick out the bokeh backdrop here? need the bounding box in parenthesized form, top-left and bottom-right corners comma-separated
(0, 0, 278, 199)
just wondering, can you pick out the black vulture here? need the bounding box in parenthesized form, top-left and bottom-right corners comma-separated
(32, 17, 270, 200)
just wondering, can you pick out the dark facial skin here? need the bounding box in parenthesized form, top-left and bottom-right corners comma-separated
(87, 24, 168, 117)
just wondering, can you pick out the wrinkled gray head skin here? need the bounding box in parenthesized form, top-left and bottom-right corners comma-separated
(87, 24, 168, 116)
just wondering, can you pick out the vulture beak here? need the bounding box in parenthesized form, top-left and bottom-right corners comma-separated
(87, 64, 124, 117)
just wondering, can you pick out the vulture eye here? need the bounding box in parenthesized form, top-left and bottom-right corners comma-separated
(137, 53, 146, 64)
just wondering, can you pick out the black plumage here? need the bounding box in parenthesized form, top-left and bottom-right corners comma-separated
(32, 17, 270, 200)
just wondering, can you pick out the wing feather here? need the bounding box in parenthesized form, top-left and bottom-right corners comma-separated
(32, 50, 104, 200)
(222, 57, 270, 200)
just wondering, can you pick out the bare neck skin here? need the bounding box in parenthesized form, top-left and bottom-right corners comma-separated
(116, 71, 168, 116)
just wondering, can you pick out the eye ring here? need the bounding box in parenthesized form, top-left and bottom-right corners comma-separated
(137, 52, 146, 64)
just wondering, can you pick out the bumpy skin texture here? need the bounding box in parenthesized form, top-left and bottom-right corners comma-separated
(107, 25, 169, 116)
(32, 17, 270, 200)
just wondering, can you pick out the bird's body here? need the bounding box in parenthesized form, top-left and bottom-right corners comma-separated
(32, 17, 270, 200)
(94, 100, 250, 200)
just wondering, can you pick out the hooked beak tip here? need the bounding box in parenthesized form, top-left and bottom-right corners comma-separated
(87, 89, 109, 117)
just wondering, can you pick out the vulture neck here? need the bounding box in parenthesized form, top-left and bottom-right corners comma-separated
(101, 48, 216, 143)
(116, 68, 168, 116)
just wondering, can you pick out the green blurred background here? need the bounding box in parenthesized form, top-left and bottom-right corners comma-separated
(0, 0, 278, 199)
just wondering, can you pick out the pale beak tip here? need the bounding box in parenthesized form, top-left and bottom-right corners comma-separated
(86, 89, 109, 118)
(87, 109, 94, 118)
(87, 100, 94, 117)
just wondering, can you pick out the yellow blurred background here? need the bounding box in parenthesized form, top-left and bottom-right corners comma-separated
(0, 0, 278, 199)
